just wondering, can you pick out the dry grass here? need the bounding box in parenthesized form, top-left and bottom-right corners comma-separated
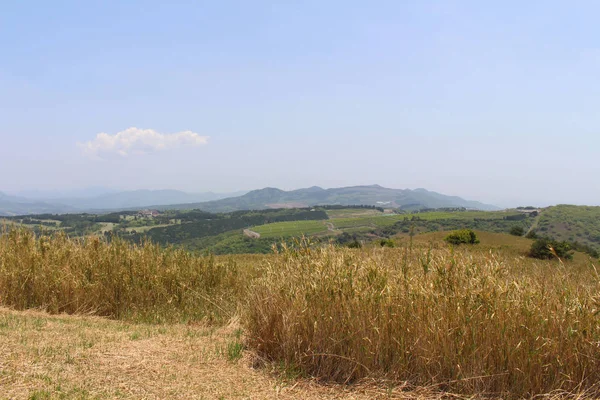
(0, 229, 253, 324)
(0, 307, 455, 399)
(2, 229, 600, 398)
(245, 242, 600, 398)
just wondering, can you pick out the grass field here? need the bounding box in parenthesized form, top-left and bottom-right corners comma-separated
(325, 208, 385, 219)
(124, 223, 172, 233)
(248, 210, 531, 239)
(329, 211, 525, 230)
(2, 228, 600, 398)
(252, 220, 329, 238)
(98, 222, 116, 233)
(0, 308, 397, 400)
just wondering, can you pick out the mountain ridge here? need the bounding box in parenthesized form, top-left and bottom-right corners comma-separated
(148, 185, 500, 213)
(0, 185, 499, 216)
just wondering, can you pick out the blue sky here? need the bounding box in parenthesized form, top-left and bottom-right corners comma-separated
(1, 1, 599, 207)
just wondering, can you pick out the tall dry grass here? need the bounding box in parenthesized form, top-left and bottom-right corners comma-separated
(3, 228, 600, 397)
(245, 242, 600, 398)
(0, 228, 250, 323)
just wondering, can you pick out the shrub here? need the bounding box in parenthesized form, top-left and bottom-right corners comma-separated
(528, 237, 574, 260)
(347, 240, 362, 249)
(379, 238, 395, 248)
(444, 229, 479, 245)
(509, 226, 524, 236)
(525, 230, 538, 239)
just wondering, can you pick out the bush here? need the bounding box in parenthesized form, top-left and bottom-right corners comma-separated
(525, 230, 538, 239)
(529, 237, 573, 260)
(379, 238, 395, 248)
(347, 240, 362, 249)
(509, 226, 525, 236)
(444, 229, 479, 245)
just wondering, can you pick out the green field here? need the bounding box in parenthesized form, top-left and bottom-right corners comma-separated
(250, 210, 528, 238)
(333, 214, 403, 229)
(325, 208, 384, 219)
(330, 210, 524, 230)
(252, 220, 329, 238)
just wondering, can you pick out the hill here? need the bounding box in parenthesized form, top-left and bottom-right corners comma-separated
(533, 204, 600, 251)
(161, 185, 500, 213)
(0, 192, 75, 216)
(54, 189, 247, 210)
(1, 185, 498, 215)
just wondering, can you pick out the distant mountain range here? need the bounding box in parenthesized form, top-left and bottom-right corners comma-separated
(0, 192, 75, 216)
(0, 190, 246, 216)
(157, 185, 500, 213)
(0, 185, 499, 216)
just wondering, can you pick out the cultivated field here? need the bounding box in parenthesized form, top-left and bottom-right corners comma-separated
(251, 210, 528, 236)
(252, 220, 329, 238)
(1, 228, 599, 398)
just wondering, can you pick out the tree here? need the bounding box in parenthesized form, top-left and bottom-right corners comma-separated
(510, 226, 525, 236)
(529, 238, 573, 260)
(525, 230, 538, 239)
(379, 239, 395, 248)
(444, 229, 480, 245)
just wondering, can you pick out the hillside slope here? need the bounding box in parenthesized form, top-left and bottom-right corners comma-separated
(535, 204, 600, 251)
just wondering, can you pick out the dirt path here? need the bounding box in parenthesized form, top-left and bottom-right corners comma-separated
(0, 308, 429, 399)
(525, 212, 542, 236)
(325, 222, 338, 232)
(243, 229, 261, 239)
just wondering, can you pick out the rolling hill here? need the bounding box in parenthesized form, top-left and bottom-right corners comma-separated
(534, 204, 600, 251)
(157, 185, 500, 213)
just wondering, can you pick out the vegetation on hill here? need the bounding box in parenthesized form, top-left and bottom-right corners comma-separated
(534, 204, 600, 251)
(4, 204, 600, 262)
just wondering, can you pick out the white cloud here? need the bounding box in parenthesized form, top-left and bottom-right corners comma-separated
(79, 127, 209, 158)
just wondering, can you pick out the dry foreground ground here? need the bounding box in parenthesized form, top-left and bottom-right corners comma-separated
(0, 307, 446, 400)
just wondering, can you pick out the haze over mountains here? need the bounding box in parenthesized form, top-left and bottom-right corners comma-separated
(0, 185, 499, 216)
(0, 190, 245, 216)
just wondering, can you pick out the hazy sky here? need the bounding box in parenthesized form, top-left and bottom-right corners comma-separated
(1, 1, 599, 207)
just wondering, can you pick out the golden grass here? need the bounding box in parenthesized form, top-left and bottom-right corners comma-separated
(2, 229, 600, 398)
(0, 229, 253, 324)
(245, 242, 600, 398)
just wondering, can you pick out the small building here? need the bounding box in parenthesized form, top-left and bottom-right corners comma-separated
(138, 209, 161, 218)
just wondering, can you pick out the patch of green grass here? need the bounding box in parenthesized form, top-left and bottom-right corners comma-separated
(226, 339, 244, 362)
(326, 208, 384, 219)
(252, 220, 328, 238)
(28, 390, 51, 400)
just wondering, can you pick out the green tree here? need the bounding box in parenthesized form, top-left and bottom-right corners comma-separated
(444, 229, 480, 245)
(529, 238, 573, 260)
(510, 226, 525, 236)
